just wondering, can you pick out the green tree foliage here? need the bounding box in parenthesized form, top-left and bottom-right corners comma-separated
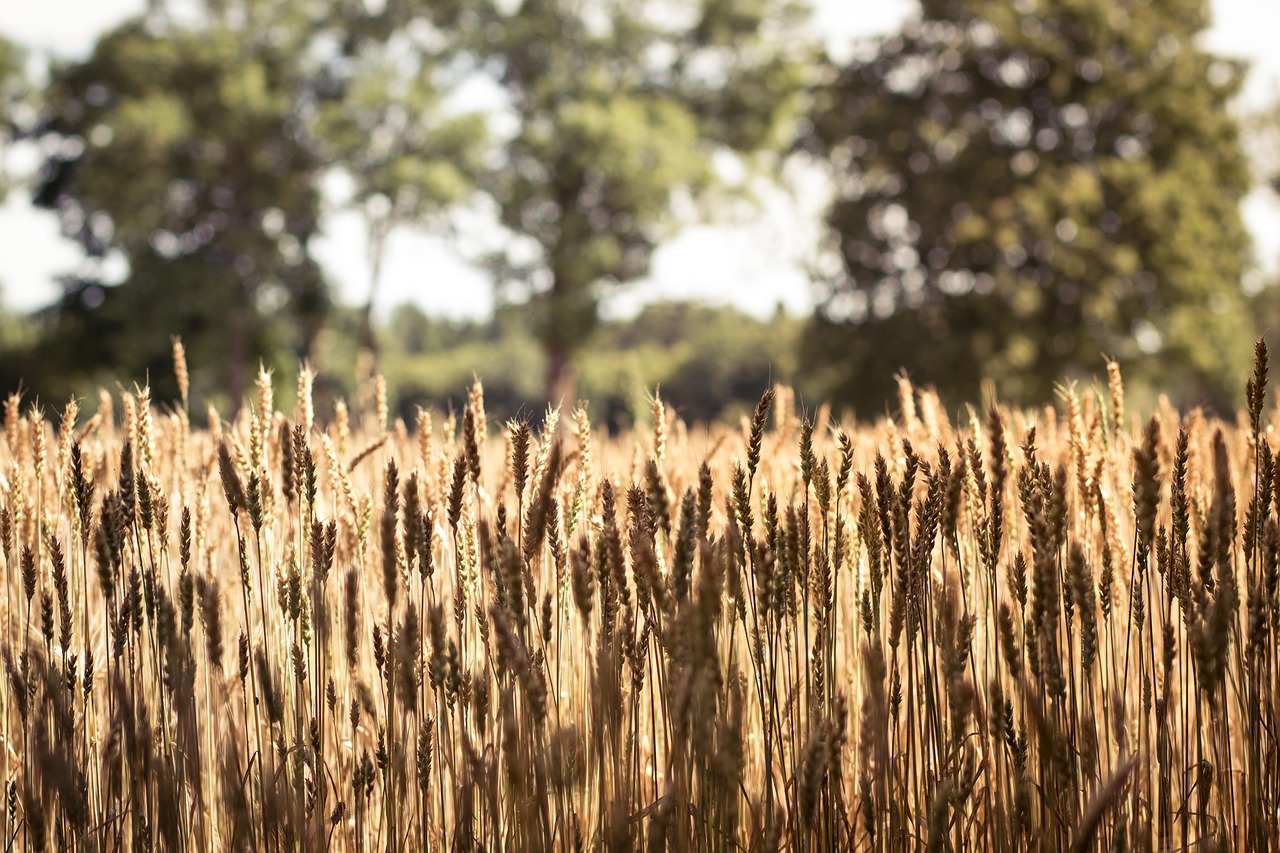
(427, 0, 815, 404)
(29, 0, 483, 406)
(311, 17, 487, 356)
(0, 36, 27, 200)
(1248, 102, 1280, 197)
(803, 0, 1255, 412)
(0, 37, 37, 389)
(32, 18, 327, 404)
(1246, 103, 1280, 349)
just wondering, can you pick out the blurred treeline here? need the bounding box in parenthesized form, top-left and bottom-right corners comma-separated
(0, 294, 803, 428)
(1, 0, 1279, 422)
(332, 300, 803, 429)
(0, 289, 809, 428)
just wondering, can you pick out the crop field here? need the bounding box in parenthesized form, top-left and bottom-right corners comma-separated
(0, 339, 1275, 852)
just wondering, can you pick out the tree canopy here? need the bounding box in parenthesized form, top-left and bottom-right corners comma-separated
(31, 17, 327, 404)
(3, 0, 1275, 416)
(28, 0, 485, 406)
(23, 0, 814, 406)
(0, 36, 28, 203)
(803, 0, 1256, 412)
(427, 0, 816, 403)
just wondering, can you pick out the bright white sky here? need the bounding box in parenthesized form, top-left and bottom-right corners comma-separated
(1, 0, 1277, 320)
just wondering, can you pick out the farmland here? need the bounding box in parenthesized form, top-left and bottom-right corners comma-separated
(0, 342, 1274, 851)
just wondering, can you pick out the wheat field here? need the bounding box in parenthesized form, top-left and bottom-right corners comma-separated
(0, 338, 1275, 851)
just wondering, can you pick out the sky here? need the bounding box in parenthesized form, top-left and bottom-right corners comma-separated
(1, 0, 1277, 321)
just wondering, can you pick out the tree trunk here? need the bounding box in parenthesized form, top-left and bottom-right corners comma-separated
(543, 263, 586, 409)
(546, 342, 576, 409)
(361, 216, 390, 362)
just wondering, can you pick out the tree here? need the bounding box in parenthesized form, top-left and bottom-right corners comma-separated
(1247, 101, 1280, 197)
(312, 24, 487, 360)
(802, 0, 1256, 411)
(1246, 100, 1280, 358)
(428, 0, 815, 404)
(32, 16, 328, 404)
(30, 0, 483, 405)
(0, 36, 27, 200)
